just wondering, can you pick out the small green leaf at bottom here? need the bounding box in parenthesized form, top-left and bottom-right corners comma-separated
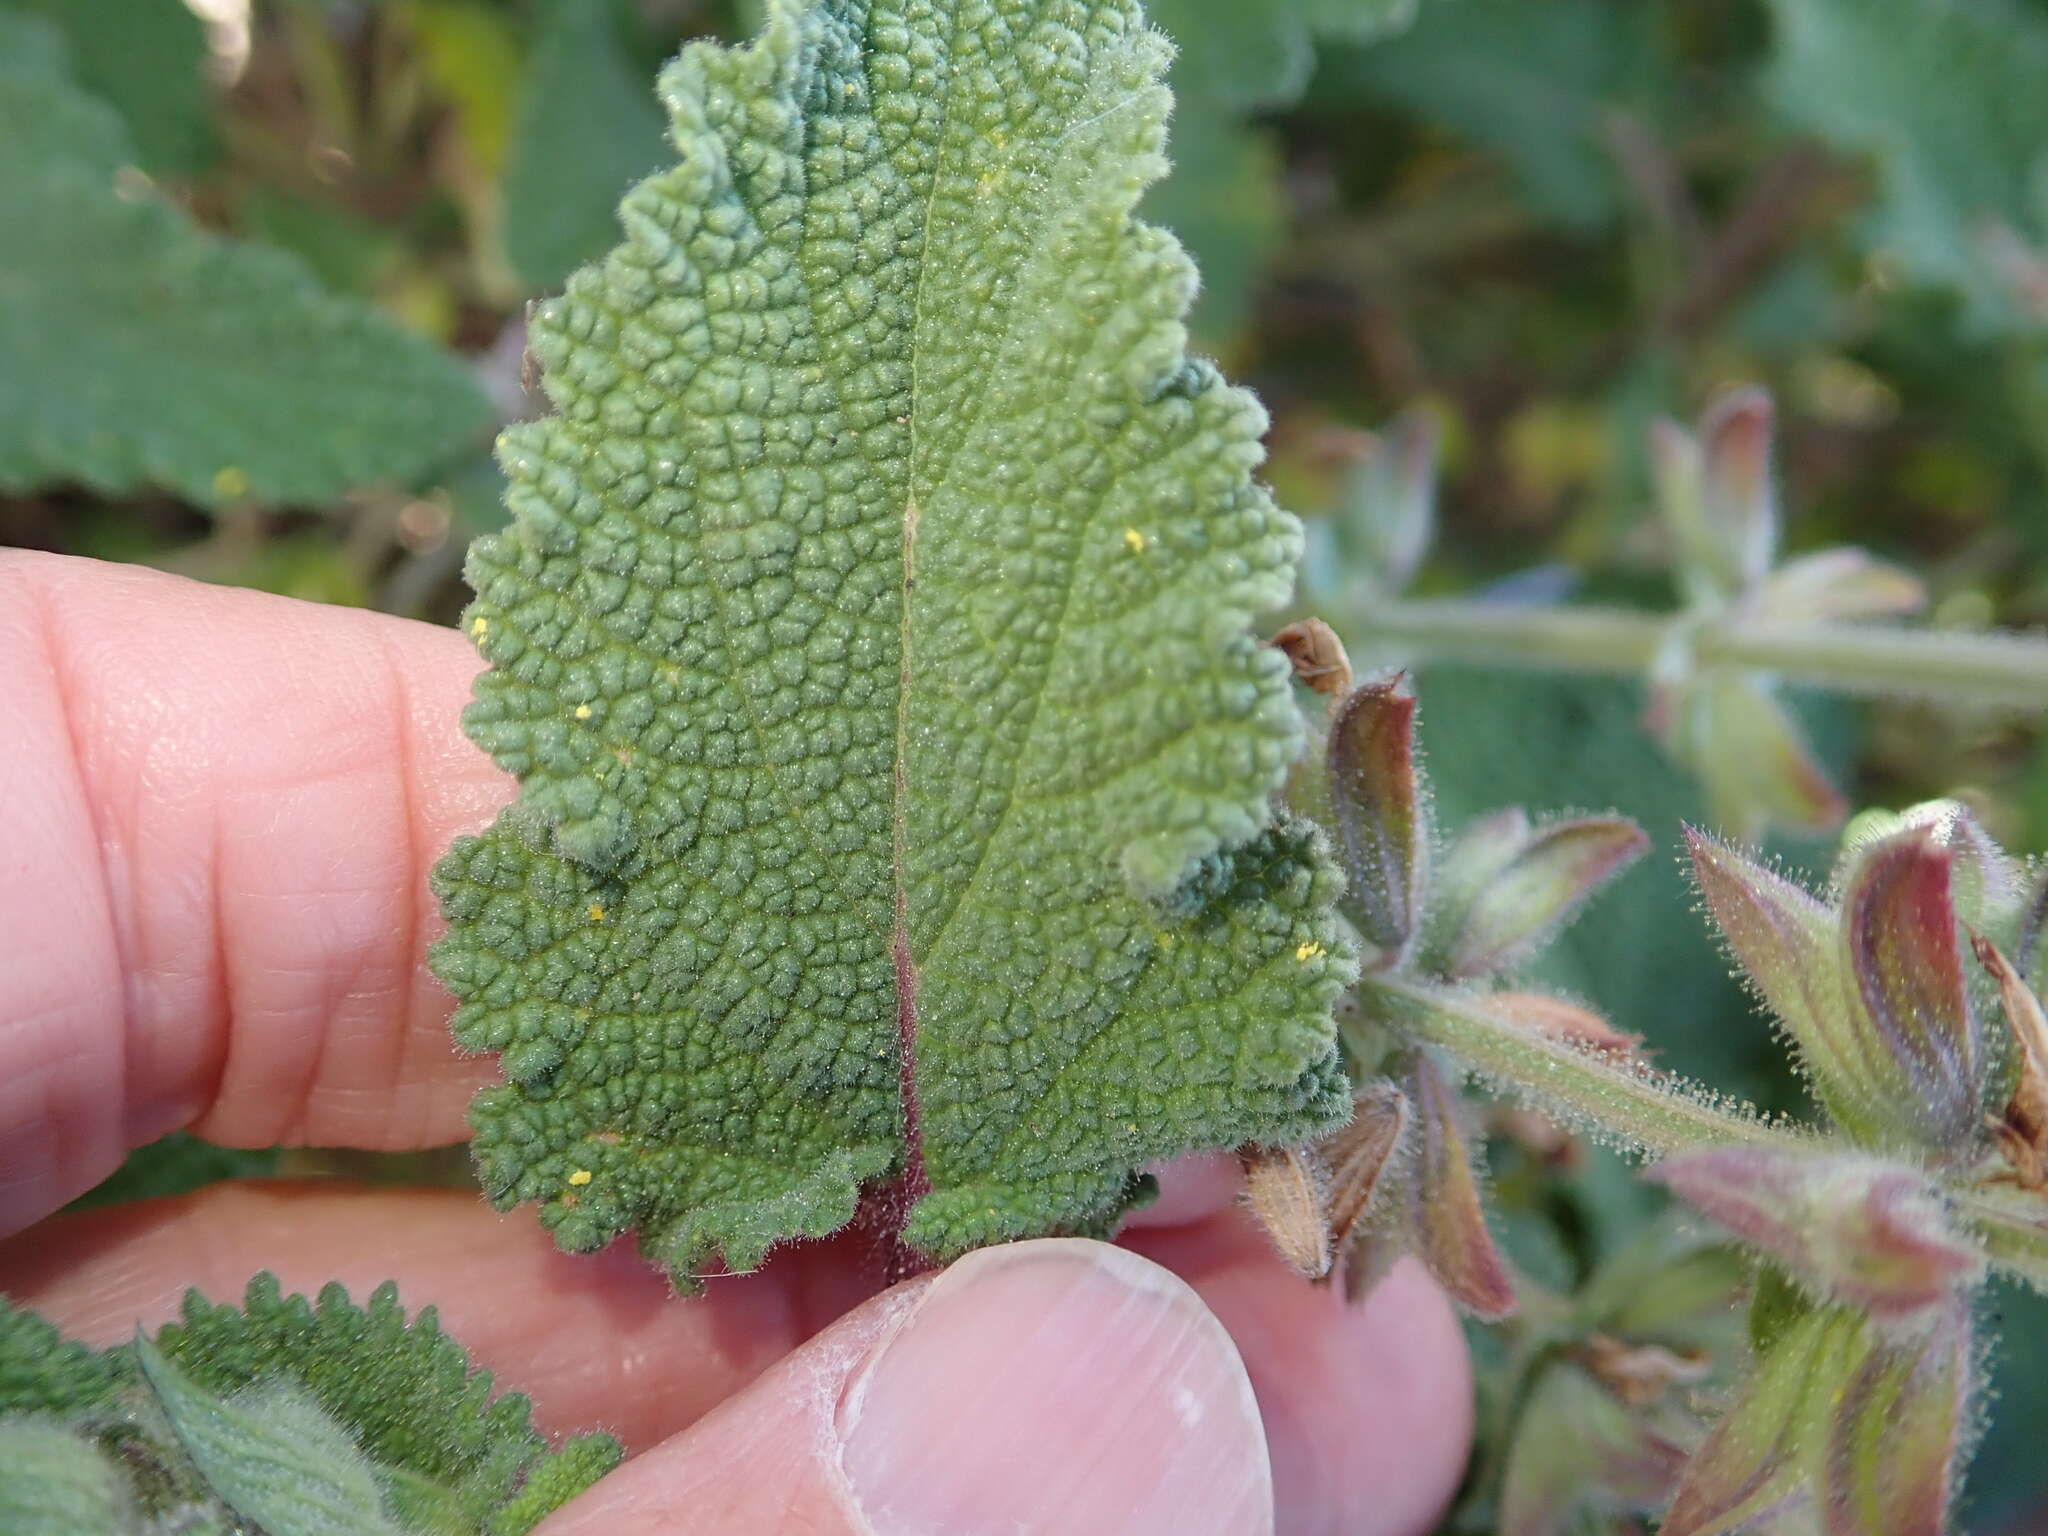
(137, 1335, 409, 1536)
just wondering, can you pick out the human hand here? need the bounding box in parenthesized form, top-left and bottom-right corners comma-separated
(0, 550, 1472, 1534)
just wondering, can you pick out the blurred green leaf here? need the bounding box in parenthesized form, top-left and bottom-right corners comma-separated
(1766, 0, 2048, 335)
(66, 1133, 279, 1213)
(500, 0, 670, 293)
(239, 185, 398, 296)
(0, 12, 494, 509)
(9, 0, 215, 175)
(1311, 0, 1660, 229)
(1143, 0, 1426, 340)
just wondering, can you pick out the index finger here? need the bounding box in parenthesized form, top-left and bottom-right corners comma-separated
(1, 549, 508, 1233)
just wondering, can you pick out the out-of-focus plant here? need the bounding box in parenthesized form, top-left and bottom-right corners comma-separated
(1300, 658, 2048, 1531)
(1319, 387, 2048, 843)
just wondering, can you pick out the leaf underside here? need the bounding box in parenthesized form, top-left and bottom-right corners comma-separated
(431, 0, 1353, 1282)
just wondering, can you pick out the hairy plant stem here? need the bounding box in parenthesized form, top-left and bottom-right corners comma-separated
(1364, 976, 2048, 1292)
(1354, 976, 1803, 1157)
(1345, 599, 2048, 710)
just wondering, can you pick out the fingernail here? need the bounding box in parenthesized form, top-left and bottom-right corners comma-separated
(836, 1237, 1272, 1535)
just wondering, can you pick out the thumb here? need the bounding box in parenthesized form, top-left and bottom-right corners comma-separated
(540, 1237, 1273, 1535)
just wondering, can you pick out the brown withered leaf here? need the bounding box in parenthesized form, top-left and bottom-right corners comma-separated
(1240, 1144, 1332, 1279)
(1322, 1080, 1409, 1260)
(1403, 1054, 1516, 1318)
(1580, 1334, 1712, 1410)
(1269, 618, 1354, 700)
(1972, 934, 2048, 1188)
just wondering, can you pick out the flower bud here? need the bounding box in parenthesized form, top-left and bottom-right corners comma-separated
(1431, 816, 1648, 981)
(1653, 389, 1778, 607)
(1822, 1304, 1971, 1536)
(1647, 1149, 1982, 1322)
(1327, 674, 1428, 965)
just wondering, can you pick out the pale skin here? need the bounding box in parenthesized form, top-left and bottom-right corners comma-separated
(0, 549, 1473, 1534)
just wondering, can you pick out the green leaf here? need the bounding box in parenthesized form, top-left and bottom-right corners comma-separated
(0, 1421, 136, 1536)
(0, 1276, 620, 1535)
(1310, 0, 1655, 229)
(0, 1297, 124, 1417)
(1765, 0, 2048, 334)
(9, 0, 216, 175)
(432, 0, 1353, 1282)
(0, 12, 494, 509)
(137, 1336, 411, 1536)
(151, 1275, 618, 1533)
(501, 0, 672, 292)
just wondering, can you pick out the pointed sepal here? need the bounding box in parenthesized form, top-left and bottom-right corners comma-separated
(1328, 674, 1429, 964)
(1821, 1306, 1972, 1536)
(1322, 1079, 1410, 1261)
(1687, 829, 1881, 1139)
(1659, 1306, 1862, 1536)
(1839, 824, 1989, 1148)
(1973, 934, 2048, 1187)
(1400, 1054, 1517, 1318)
(1240, 1144, 1333, 1279)
(1434, 816, 1649, 980)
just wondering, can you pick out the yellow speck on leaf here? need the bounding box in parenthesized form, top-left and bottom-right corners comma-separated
(1295, 942, 1326, 962)
(574, 703, 592, 720)
(587, 902, 606, 923)
(567, 1169, 593, 1187)
(211, 465, 250, 500)
(1155, 930, 1175, 950)
(470, 615, 489, 639)
(1123, 526, 1147, 554)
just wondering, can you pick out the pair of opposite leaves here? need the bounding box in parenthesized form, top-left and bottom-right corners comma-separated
(430, 0, 1358, 1282)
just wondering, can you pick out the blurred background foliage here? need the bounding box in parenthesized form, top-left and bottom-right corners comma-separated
(4, 0, 2046, 1529)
